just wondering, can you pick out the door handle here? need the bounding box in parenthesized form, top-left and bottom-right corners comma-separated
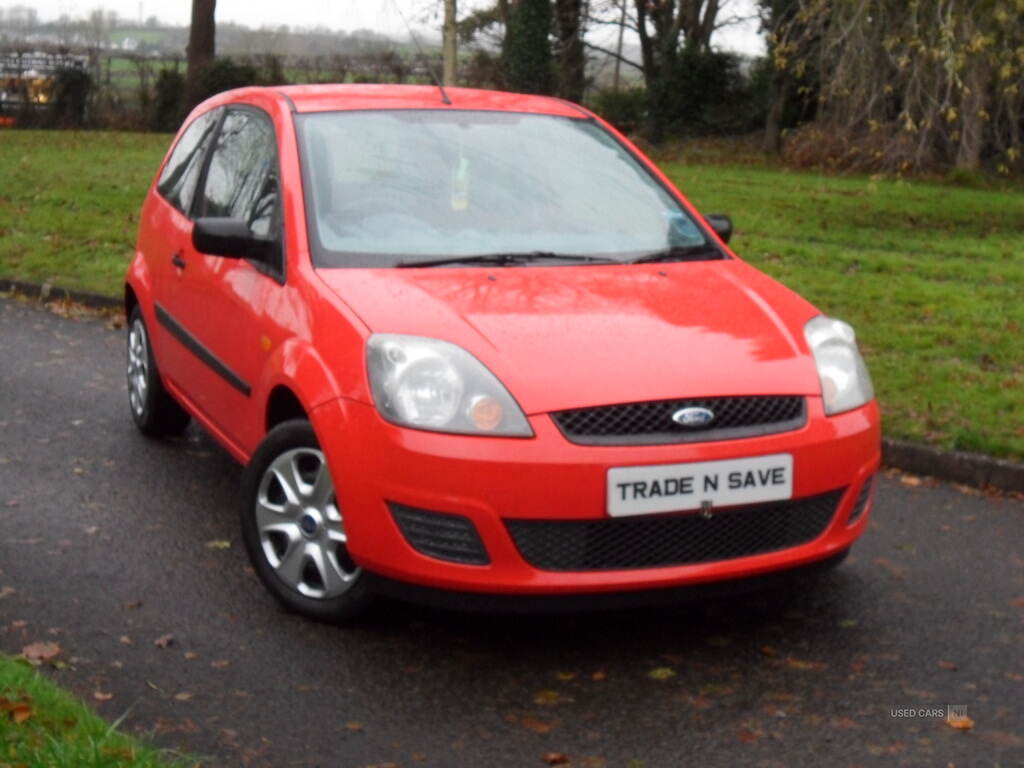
(171, 252, 186, 269)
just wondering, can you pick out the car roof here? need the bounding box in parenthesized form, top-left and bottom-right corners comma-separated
(272, 83, 590, 118)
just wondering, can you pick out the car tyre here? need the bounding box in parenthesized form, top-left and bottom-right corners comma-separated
(240, 419, 372, 622)
(126, 306, 191, 436)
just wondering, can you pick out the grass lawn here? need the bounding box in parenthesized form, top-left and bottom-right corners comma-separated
(0, 654, 197, 767)
(1, 129, 1021, 460)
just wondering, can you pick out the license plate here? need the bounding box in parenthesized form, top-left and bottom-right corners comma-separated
(607, 454, 793, 517)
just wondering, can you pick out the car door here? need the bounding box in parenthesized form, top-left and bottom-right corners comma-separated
(145, 107, 222, 386)
(162, 105, 285, 452)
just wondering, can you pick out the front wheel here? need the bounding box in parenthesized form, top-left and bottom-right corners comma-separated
(240, 420, 372, 622)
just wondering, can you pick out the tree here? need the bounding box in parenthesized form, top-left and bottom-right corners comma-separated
(502, 0, 555, 94)
(773, 0, 1024, 173)
(581, 1, 729, 139)
(553, 0, 586, 102)
(185, 0, 216, 111)
(757, 0, 817, 154)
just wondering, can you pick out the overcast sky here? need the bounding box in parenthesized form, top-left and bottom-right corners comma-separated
(2, 0, 765, 56)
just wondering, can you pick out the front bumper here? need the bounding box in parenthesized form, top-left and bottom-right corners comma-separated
(313, 397, 880, 597)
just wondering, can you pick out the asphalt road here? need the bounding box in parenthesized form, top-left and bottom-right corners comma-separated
(1, 294, 1022, 768)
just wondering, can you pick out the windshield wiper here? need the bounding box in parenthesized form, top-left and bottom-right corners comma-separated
(397, 251, 619, 268)
(631, 244, 724, 264)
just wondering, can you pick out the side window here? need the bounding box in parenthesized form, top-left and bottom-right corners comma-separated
(157, 109, 220, 215)
(197, 110, 280, 240)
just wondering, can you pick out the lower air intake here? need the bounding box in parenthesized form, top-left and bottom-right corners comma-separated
(505, 490, 844, 572)
(389, 502, 490, 565)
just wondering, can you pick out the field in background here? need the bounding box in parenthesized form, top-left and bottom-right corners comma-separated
(1, 130, 1021, 460)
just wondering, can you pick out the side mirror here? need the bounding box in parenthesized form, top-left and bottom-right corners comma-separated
(704, 213, 733, 245)
(192, 217, 275, 262)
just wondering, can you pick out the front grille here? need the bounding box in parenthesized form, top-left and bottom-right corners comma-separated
(846, 475, 875, 525)
(389, 502, 490, 565)
(551, 396, 806, 445)
(505, 490, 843, 571)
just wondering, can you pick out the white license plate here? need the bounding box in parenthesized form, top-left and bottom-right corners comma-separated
(607, 454, 793, 517)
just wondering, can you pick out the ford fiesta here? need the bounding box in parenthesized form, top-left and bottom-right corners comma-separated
(124, 84, 880, 620)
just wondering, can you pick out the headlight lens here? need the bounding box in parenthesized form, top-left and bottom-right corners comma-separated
(804, 316, 874, 415)
(366, 334, 533, 436)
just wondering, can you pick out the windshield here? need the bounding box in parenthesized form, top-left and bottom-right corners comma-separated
(297, 110, 717, 267)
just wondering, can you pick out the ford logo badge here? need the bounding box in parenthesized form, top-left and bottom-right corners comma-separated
(671, 406, 715, 428)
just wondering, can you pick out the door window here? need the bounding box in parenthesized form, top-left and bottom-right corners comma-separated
(198, 110, 280, 239)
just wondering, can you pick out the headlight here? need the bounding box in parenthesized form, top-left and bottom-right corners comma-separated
(804, 316, 874, 415)
(366, 334, 533, 437)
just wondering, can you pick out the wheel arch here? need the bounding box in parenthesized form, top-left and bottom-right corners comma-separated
(255, 337, 356, 450)
(265, 385, 309, 433)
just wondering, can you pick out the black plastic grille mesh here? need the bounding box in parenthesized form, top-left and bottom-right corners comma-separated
(389, 503, 490, 565)
(846, 475, 875, 525)
(551, 396, 806, 445)
(505, 490, 843, 571)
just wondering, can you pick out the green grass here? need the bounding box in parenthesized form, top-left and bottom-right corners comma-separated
(0, 130, 170, 295)
(0, 129, 1021, 460)
(0, 654, 198, 767)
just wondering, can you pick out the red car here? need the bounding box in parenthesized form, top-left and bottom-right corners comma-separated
(124, 84, 880, 620)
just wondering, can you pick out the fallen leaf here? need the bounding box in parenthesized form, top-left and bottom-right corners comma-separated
(937, 660, 958, 671)
(647, 667, 676, 681)
(874, 558, 908, 579)
(124, 601, 143, 610)
(205, 540, 231, 550)
(344, 721, 364, 732)
(900, 474, 922, 487)
(22, 641, 61, 663)
(555, 671, 576, 681)
(119, 635, 133, 646)
(11, 704, 33, 724)
(534, 690, 563, 706)
(543, 753, 570, 766)
(784, 657, 827, 672)
(93, 691, 113, 701)
(174, 692, 193, 701)
(210, 659, 230, 669)
(83, 526, 99, 536)
(153, 633, 175, 648)
(737, 727, 761, 744)
(0, 586, 14, 599)
(591, 670, 607, 681)
(184, 651, 199, 660)
(1010, 596, 1024, 609)
(760, 645, 780, 657)
(521, 716, 553, 734)
(946, 714, 975, 730)
(837, 618, 858, 628)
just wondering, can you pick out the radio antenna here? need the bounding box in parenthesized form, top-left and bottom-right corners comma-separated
(390, 0, 452, 105)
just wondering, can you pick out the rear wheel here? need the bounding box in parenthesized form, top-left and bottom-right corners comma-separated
(240, 420, 372, 622)
(126, 306, 190, 436)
